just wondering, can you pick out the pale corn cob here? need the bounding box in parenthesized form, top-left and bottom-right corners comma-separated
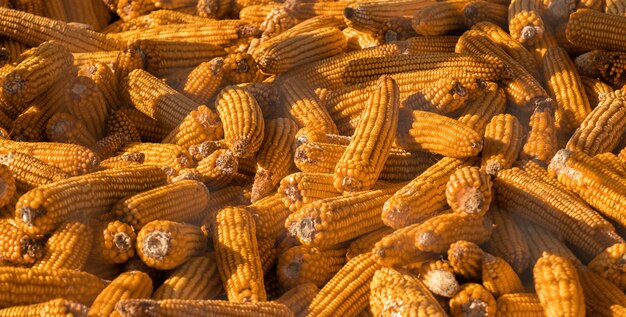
(452, 81, 506, 135)
(285, 184, 403, 248)
(88, 271, 153, 317)
(508, 0, 545, 44)
(119, 108, 170, 142)
(464, 1, 508, 30)
(45, 112, 98, 148)
(481, 253, 525, 296)
(417, 260, 460, 297)
(414, 212, 493, 253)
(33, 221, 93, 270)
(594, 152, 626, 177)
(216, 85, 265, 158)
(448, 240, 484, 280)
(411, 1, 467, 36)
(566, 9, 626, 51)
(449, 283, 497, 317)
(252, 118, 298, 202)
(133, 39, 226, 77)
(580, 76, 613, 108)
(277, 246, 346, 289)
(485, 205, 530, 274)
(162, 106, 223, 149)
(275, 283, 319, 317)
(137, 220, 206, 270)
(118, 142, 193, 171)
(0, 7, 120, 52)
(153, 254, 222, 300)
(534, 253, 585, 317)
(588, 243, 626, 290)
(343, 27, 380, 50)
(213, 206, 266, 302)
(246, 193, 291, 241)
(496, 293, 545, 317)
(0, 299, 87, 317)
(0, 219, 42, 266)
(343, 0, 437, 33)
(180, 58, 224, 105)
(577, 267, 626, 317)
(279, 79, 339, 134)
(77, 61, 121, 111)
(446, 166, 493, 216)
(277, 173, 340, 212)
(481, 114, 524, 175)
(347, 227, 394, 260)
(0, 152, 69, 191)
(382, 157, 474, 229)
(91, 220, 137, 264)
(115, 299, 293, 317)
(67, 76, 109, 140)
(372, 222, 440, 267)
(196, 149, 239, 187)
(370, 267, 447, 317)
(520, 100, 559, 164)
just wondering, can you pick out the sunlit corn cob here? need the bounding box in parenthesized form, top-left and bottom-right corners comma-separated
(334, 76, 398, 192)
(92, 220, 137, 264)
(485, 205, 530, 274)
(464, 2, 508, 30)
(0, 298, 87, 317)
(579, 77, 613, 108)
(33, 221, 92, 270)
(285, 184, 402, 248)
(106, 111, 142, 143)
(481, 253, 525, 297)
(279, 79, 339, 134)
(481, 114, 524, 175)
(452, 81, 506, 135)
(119, 142, 193, 171)
(508, 0, 545, 45)
(372, 222, 440, 267)
(370, 267, 447, 316)
(277, 173, 340, 212)
(240, 3, 282, 25)
(73, 50, 120, 68)
(414, 212, 493, 253)
(416, 260, 460, 297)
(180, 58, 225, 105)
(577, 267, 626, 317)
(549, 149, 626, 227)
(448, 240, 484, 280)
(252, 118, 298, 202)
(575, 50, 626, 87)
(99, 152, 145, 169)
(566, 9, 626, 51)
(446, 166, 492, 216)
(275, 283, 319, 317)
(295, 129, 351, 148)
(534, 253, 585, 317)
(113, 47, 145, 84)
(115, 299, 293, 317)
(133, 39, 226, 77)
(277, 245, 346, 290)
(449, 283, 497, 317)
(0, 152, 68, 192)
(347, 227, 394, 261)
(258, 7, 298, 40)
(162, 105, 223, 149)
(0, 267, 106, 307)
(411, 1, 466, 36)
(0, 218, 42, 265)
(406, 75, 479, 115)
(520, 100, 559, 164)
(77, 61, 121, 111)
(66, 76, 109, 140)
(593, 152, 626, 177)
(382, 157, 474, 229)
(88, 271, 153, 317)
(496, 293, 544, 317)
(216, 85, 265, 158)
(152, 254, 222, 300)
(343, 0, 437, 33)
(137, 220, 206, 270)
(588, 243, 626, 290)
(195, 149, 239, 188)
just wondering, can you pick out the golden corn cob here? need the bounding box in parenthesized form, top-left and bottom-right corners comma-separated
(240, 4, 282, 25)
(343, 0, 437, 33)
(99, 152, 145, 169)
(133, 39, 226, 77)
(295, 129, 351, 148)
(566, 9, 626, 51)
(372, 223, 440, 267)
(73, 50, 120, 68)
(180, 58, 225, 105)
(118, 108, 171, 142)
(485, 205, 530, 274)
(246, 194, 291, 241)
(121, 69, 202, 130)
(91, 220, 137, 264)
(411, 1, 466, 36)
(0, 218, 42, 265)
(577, 50, 626, 89)
(113, 47, 145, 84)
(0, 298, 87, 317)
(464, 1, 508, 30)
(0, 267, 106, 307)
(279, 79, 339, 134)
(580, 77, 614, 108)
(446, 166, 493, 216)
(275, 283, 319, 317)
(88, 271, 153, 317)
(251, 118, 298, 202)
(277, 173, 340, 212)
(594, 152, 626, 177)
(162, 105, 223, 149)
(588, 243, 626, 290)
(285, 184, 403, 248)
(196, 0, 231, 18)
(258, 7, 298, 41)
(449, 283, 497, 317)
(496, 293, 545, 317)
(520, 220, 581, 267)
(0, 152, 68, 192)
(520, 100, 559, 164)
(119, 142, 193, 171)
(448, 240, 484, 280)
(370, 267, 447, 317)
(213, 206, 266, 302)
(347, 227, 394, 261)
(137, 220, 206, 270)
(451, 81, 506, 135)
(221, 52, 259, 85)
(196, 149, 239, 188)
(33, 221, 92, 270)
(508, 0, 545, 45)
(110, 8, 204, 29)
(406, 75, 480, 115)
(283, 0, 351, 20)
(0, 164, 15, 208)
(481, 253, 525, 297)
(238, 82, 277, 119)
(67, 76, 109, 140)
(77, 61, 121, 111)
(417, 260, 460, 297)
(45, 112, 98, 148)
(115, 299, 293, 317)
(577, 267, 626, 317)
(105, 111, 141, 144)
(414, 212, 494, 253)
(215, 85, 265, 158)
(277, 246, 346, 289)
(382, 157, 474, 229)
(534, 253, 585, 317)
(333, 76, 398, 192)
(152, 254, 222, 300)
(481, 114, 524, 175)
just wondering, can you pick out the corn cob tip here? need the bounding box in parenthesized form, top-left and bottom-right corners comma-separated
(251, 169, 272, 202)
(141, 230, 171, 260)
(453, 187, 486, 215)
(282, 184, 303, 204)
(113, 232, 133, 253)
(237, 24, 261, 38)
(458, 298, 490, 317)
(3, 74, 25, 96)
(547, 149, 573, 177)
(115, 299, 160, 317)
(521, 25, 541, 42)
(122, 152, 145, 163)
(423, 266, 459, 297)
(288, 217, 316, 244)
(210, 57, 225, 75)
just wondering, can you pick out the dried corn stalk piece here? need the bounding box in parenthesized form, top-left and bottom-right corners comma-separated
(481, 114, 524, 175)
(446, 166, 492, 216)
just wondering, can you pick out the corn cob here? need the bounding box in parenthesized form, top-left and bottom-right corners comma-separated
(446, 166, 492, 216)
(343, 0, 437, 33)
(162, 106, 223, 149)
(74, 50, 120, 68)
(93, 132, 132, 160)
(594, 152, 626, 177)
(119, 142, 193, 172)
(464, 1, 508, 30)
(0, 298, 88, 317)
(91, 220, 137, 264)
(285, 184, 402, 248)
(107, 9, 207, 31)
(216, 85, 265, 158)
(67, 76, 109, 140)
(372, 222, 440, 267)
(152, 254, 222, 300)
(0, 164, 14, 208)
(213, 206, 266, 302)
(258, 7, 298, 41)
(118, 108, 170, 143)
(113, 47, 145, 84)
(0, 190, 18, 218)
(382, 156, 474, 229)
(179, 58, 224, 105)
(196, 149, 239, 188)
(0, 267, 106, 307)
(520, 220, 581, 267)
(566, 9, 626, 51)
(252, 118, 297, 202)
(370, 267, 447, 317)
(277, 246, 346, 290)
(448, 240, 484, 280)
(411, 1, 466, 36)
(88, 271, 153, 317)
(414, 212, 493, 253)
(576, 50, 626, 88)
(196, 0, 231, 18)
(295, 129, 352, 148)
(534, 253, 585, 317)
(579, 77, 614, 108)
(115, 299, 293, 317)
(132, 39, 226, 77)
(78, 61, 120, 107)
(275, 283, 319, 317)
(416, 260, 460, 297)
(221, 52, 259, 85)
(520, 100, 559, 164)
(0, 152, 68, 192)
(481, 114, 524, 175)
(245, 196, 289, 243)
(279, 79, 339, 134)
(240, 4, 282, 25)
(588, 243, 626, 290)
(0, 218, 42, 265)
(449, 283, 497, 317)
(99, 152, 145, 169)
(406, 75, 480, 115)
(481, 253, 525, 296)
(578, 267, 626, 317)
(283, 0, 351, 20)
(508, 0, 545, 45)
(33, 221, 92, 270)
(46, 111, 98, 148)
(0, 7, 120, 52)
(137, 220, 205, 270)
(485, 205, 530, 274)
(452, 81, 506, 135)
(277, 173, 340, 212)
(496, 293, 545, 317)
(347, 227, 394, 261)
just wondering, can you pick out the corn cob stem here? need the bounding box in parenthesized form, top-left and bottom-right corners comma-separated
(446, 166, 492, 216)
(449, 283, 497, 317)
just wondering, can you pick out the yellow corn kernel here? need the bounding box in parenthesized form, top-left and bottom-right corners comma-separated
(485, 205, 530, 274)
(221, 52, 259, 85)
(578, 267, 626, 317)
(136, 220, 206, 270)
(593, 152, 626, 178)
(279, 79, 339, 134)
(579, 76, 613, 109)
(588, 243, 626, 290)
(33, 221, 92, 270)
(162, 105, 223, 149)
(343, 27, 380, 50)
(372, 223, 440, 267)
(449, 283, 497, 317)
(77, 61, 120, 110)
(91, 220, 137, 264)
(99, 152, 145, 170)
(534, 252, 585, 317)
(481, 114, 524, 175)
(277, 173, 340, 212)
(508, 0, 545, 45)
(415, 213, 494, 253)
(482, 253, 525, 297)
(0, 298, 87, 317)
(274, 283, 319, 317)
(452, 81, 506, 136)
(215, 85, 264, 158)
(0, 164, 15, 208)
(406, 75, 480, 115)
(0, 219, 42, 265)
(343, 0, 437, 33)
(576, 50, 626, 88)
(196, 149, 239, 188)
(277, 245, 346, 289)
(180, 58, 225, 105)
(412, 1, 466, 36)
(118, 142, 193, 172)
(566, 9, 626, 51)
(496, 293, 545, 317)
(246, 194, 291, 241)
(520, 100, 559, 164)
(45, 112, 98, 148)
(448, 240, 484, 280)
(153, 254, 223, 300)
(446, 166, 493, 216)
(0, 152, 68, 192)
(115, 299, 293, 316)
(132, 39, 226, 77)
(88, 271, 153, 317)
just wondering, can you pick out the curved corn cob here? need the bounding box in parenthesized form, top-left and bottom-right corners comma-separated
(347, 227, 394, 261)
(153, 254, 222, 300)
(162, 105, 223, 149)
(414, 212, 493, 253)
(67, 76, 109, 140)
(0, 152, 68, 192)
(579, 77, 614, 108)
(576, 50, 626, 87)
(464, 2, 508, 30)
(411, 1, 466, 36)
(88, 271, 153, 317)
(382, 157, 474, 229)
(0, 219, 42, 266)
(77, 61, 120, 111)
(0, 267, 106, 306)
(33, 221, 92, 270)
(91, 220, 137, 264)
(0, 298, 87, 317)
(578, 267, 626, 317)
(277, 173, 340, 212)
(449, 283, 497, 317)
(113, 180, 209, 229)
(343, 0, 437, 33)
(372, 223, 439, 267)
(520, 100, 558, 164)
(508, 0, 545, 45)
(285, 184, 402, 248)
(481, 253, 525, 297)
(448, 240, 484, 280)
(588, 243, 626, 290)
(417, 260, 460, 297)
(246, 194, 291, 241)
(446, 166, 492, 216)
(275, 283, 319, 317)
(216, 86, 265, 158)
(252, 118, 298, 202)
(481, 114, 524, 175)
(496, 293, 544, 316)
(566, 9, 626, 51)
(119, 142, 193, 171)
(213, 206, 266, 302)
(277, 246, 346, 289)
(397, 110, 482, 157)
(534, 252, 585, 317)
(137, 220, 206, 270)
(305, 252, 380, 317)
(485, 205, 530, 274)
(115, 299, 293, 317)
(133, 39, 226, 77)
(452, 82, 506, 135)
(196, 149, 238, 187)
(334, 76, 399, 192)
(370, 267, 447, 317)
(180, 58, 225, 105)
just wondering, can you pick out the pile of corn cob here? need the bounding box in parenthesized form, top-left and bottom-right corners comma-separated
(0, 0, 625, 315)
